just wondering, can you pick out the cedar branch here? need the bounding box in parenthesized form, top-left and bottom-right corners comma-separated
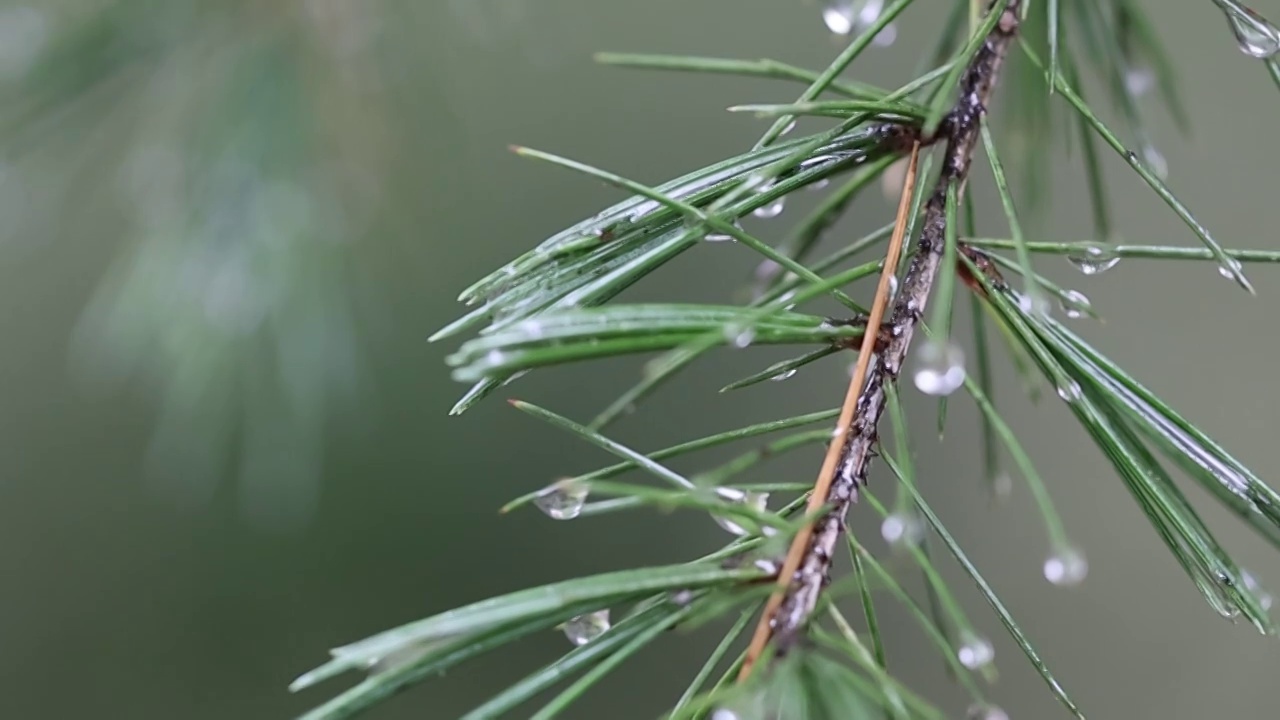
(740, 0, 1024, 676)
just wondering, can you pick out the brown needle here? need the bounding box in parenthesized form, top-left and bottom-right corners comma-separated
(737, 141, 921, 682)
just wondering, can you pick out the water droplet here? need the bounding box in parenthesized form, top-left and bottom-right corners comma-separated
(1216, 0, 1280, 58)
(880, 511, 926, 548)
(669, 589, 696, 606)
(1241, 568, 1274, 611)
(822, 2, 855, 34)
(967, 703, 1010, 720)
(753, 558, 780, 575)
(1059, 289, 1092, 320)
(752, 196, 786, 219)
(710, 710, 741, 720)
(770, 368, 798, 382)
(1044, 545, 1089, 586)
(881, 156, 909, 203)
(887, 275, 899, 300)
(367, 643, 436, 676)
(1017, 290, 1052, 318)
(1141, 143, 1168, 181)
(779, 118, 797, 136)
(1066, 242, 1120, 275)
(1055, 380, 1083, 404)
(724, 324, 756, 348)
(857, 0, 884, 25)
(704, 220, 742, 243)
(520, 319, 546, 338)
(809, 178, 830, 191)
(873, 22, 897, 47)
(533, 479, 589, 520)
(1218, 256, 1243, 280)
(911, 340, 966, 396)
(992, 471, 1014, 500)
(713, 488, 770, 536)
(1124, 66, 1154, 96)
(956, 630, 995, 670)
(562, 609, 610, 646)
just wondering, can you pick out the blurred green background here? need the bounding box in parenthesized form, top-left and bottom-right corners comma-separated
(1, 1, 1278, 718)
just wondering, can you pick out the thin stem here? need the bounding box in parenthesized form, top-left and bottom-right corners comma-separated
(765, 0, 1023, 663)
(737, 141, 921, 682)
(965, 238, 1280, 262)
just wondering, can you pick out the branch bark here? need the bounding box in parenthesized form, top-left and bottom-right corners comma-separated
(769, 0, 1024, 652)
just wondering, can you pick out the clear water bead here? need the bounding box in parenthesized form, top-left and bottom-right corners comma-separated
(822, 2, 855, 34)
(1142, 143, 1168, 181)
(873, 22, 897, 47)
(1241, 568, 1274, 612)
(1124, 66, 1154, 96)
(1017, 290, 1051, 318)
(770, 368, 797, 382)
(881, 156, 909, 203)
(366, 644, 436, 677)
(1059, 289, 1092, 320)
(1066, 242, 1120, 275)
(1044, 545, 1089, 586)
(724, 324, 756, 348)
(993, 471, 1014, 500)
(911, 340, 966, 396)
(1215, 0, 1280, 58)
(705, 220, 742, 243)
(710, 710, 741, 720)
(562, 609, 610, 646)
(881, 511, 926, 548)
(967, 703, 1011, 720)
(752, 196, 786, 219)
(809, 178, 830, 191)
(1218, 256, 1243, 280)
(957, 631, 995, 670)
(1056, 380, 1083, 403)
(533, 479, 588, 520)
(713, 487, 770, 536)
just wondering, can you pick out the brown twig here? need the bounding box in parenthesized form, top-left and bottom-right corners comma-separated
(737, 143, 919, 682)
(736, 0, 1023, 681)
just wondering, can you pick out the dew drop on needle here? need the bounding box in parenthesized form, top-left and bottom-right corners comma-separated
(956, 630, 995, 670)
(1059, 289, 1091, 320)
(1241, 568, 1274, 612)
(562, 610, 610, 646)
(752, 196, 786, 219)
(1056, 379, 1083, 404)
(1044, 545, 1089, 586)
(1141, 143, 1168, 181)
(880, 511, 925, 548)
(1066, 242, 1120, 275)
(967, 703, 1010, 720)
(911, 339, 966, 396)
(1218, 256, 1243, 280)
(1215, 0, 1280, 58)
(533, 479, 588, 520)
(1124, 66, 1154, 97)
(712, 488, 770, 536)
(822, 1, 855, 35)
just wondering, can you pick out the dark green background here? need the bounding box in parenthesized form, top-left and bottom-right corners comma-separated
(2, 1, 1278, 718)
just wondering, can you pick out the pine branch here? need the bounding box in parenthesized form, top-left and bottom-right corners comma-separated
(766, 0, 1023, 658)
